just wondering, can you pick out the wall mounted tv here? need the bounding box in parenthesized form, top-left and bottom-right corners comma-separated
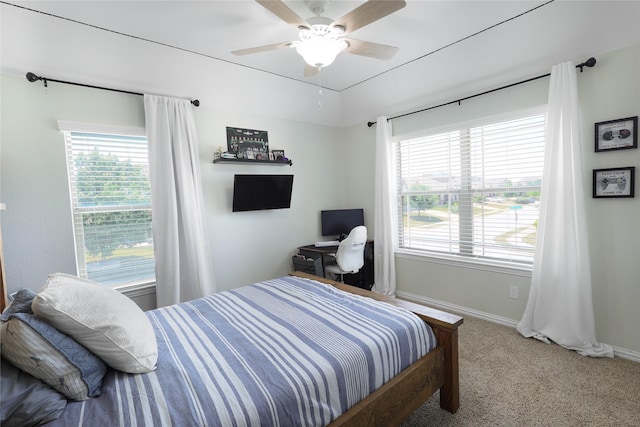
(232, 174, 294, 212)
(321, 208, 365, 237)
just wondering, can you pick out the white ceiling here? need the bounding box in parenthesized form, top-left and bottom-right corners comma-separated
(9, 0, 640, 96)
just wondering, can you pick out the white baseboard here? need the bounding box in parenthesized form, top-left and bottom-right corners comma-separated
(396, 290, 640, 363)
(611, 346, 640, 362)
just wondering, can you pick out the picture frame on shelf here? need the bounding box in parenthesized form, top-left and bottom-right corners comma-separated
(592, 167, 635, 198)
(226, 127, 269, 160)
(271, 149, 285, 161)
(594, 116, 637, 152)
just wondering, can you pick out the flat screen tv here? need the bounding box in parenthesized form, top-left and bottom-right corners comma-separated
(321, 208, 364, 238)
(232, 174, 294, 212)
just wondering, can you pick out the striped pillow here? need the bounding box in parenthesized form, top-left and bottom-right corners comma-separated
(0, 313, 107, 401)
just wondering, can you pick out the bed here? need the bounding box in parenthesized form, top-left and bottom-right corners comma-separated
(1, 271, 462, 426)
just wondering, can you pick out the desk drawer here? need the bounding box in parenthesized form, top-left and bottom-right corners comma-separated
(292, 255, 323, 277)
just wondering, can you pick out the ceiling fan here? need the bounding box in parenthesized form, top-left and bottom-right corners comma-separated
(232, 0, 407, 76)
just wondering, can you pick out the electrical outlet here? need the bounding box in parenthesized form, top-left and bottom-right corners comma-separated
(509, 285, 519, 299)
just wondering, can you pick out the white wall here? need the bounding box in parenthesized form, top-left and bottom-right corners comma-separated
(345, 44, 640, 357)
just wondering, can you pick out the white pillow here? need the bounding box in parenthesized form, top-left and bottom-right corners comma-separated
(32, 273, 157, 374)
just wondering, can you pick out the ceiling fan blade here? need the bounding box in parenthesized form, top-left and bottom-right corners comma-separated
(231, 42, 292, 56)
(332, 0, 406, 34)
(304, 64, 320, 77)
(343, 38, 399, 60)
(256, 0, 310, 28)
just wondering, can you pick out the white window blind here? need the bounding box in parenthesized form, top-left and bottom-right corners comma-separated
(396, 112, 546, 264)
(64, 131, 155, 286)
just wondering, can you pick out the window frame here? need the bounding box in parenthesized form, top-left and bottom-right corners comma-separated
(58, 121, 156, 290)
(391, 106, 547, 273)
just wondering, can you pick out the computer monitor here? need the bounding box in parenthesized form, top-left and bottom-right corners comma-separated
(321, 209, 364, 238)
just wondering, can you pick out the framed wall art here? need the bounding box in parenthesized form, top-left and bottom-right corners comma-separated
(271, 149, 285, 161)
(592, 166, 635, 198)
(594, 116, 637, 152)
(226, 127, 269, 160)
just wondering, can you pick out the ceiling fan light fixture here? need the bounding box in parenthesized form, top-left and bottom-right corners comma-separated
(296, 37, 347, 68)
(295, 24, 347, 68)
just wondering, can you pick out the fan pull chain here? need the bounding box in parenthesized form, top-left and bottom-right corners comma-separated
(317, 66, 323, 108)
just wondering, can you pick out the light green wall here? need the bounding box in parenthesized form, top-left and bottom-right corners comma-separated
(0, 74, 348, 299)
(1, 79, 145, 289)
(198, 107, 347, 291)
(345, 44, 640, 356)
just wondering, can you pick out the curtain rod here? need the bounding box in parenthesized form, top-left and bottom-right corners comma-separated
(366, 57, 596, 127)
(25, 72, 200, 107)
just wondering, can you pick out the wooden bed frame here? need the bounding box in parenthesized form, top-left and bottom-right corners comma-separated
(290, 271, 463, 426)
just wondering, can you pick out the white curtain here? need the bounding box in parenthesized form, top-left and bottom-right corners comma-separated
(372, 116, 397, 296)
(516, 63, 613, 357)
(144, 95, 216, 307)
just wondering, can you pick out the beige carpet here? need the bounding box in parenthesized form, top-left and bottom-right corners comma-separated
(402, 315, 640, 426)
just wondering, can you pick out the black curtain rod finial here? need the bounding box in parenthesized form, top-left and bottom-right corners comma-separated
(368, 117, 390, 127)
(577, 57, 596, 72)
(26, 72, 40, 82)
(27, 72, 48, 87)
(192, 99, 200, 107)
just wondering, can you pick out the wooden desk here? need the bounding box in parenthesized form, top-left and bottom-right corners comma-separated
(297, 244, 337, 278)
(297, 241, 374, 290)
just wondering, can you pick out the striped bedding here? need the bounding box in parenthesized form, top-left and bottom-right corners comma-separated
(48, 275, 437, 427)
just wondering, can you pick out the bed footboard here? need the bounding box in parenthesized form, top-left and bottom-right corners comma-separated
(289, 271, 463, 420)
(330, 347, 445, 426)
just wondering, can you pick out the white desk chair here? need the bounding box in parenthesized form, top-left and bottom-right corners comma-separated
(324, 226, 367, 282)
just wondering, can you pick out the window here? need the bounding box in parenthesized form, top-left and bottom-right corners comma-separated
(63, 130, 155, 286)
(396, 110, 546, 265)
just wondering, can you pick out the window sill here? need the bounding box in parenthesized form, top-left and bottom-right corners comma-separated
(395, 248, 533, 278)
(114, 281, 156, 298)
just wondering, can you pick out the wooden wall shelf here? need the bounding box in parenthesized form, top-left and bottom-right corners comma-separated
(213, 157, 292, 166)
